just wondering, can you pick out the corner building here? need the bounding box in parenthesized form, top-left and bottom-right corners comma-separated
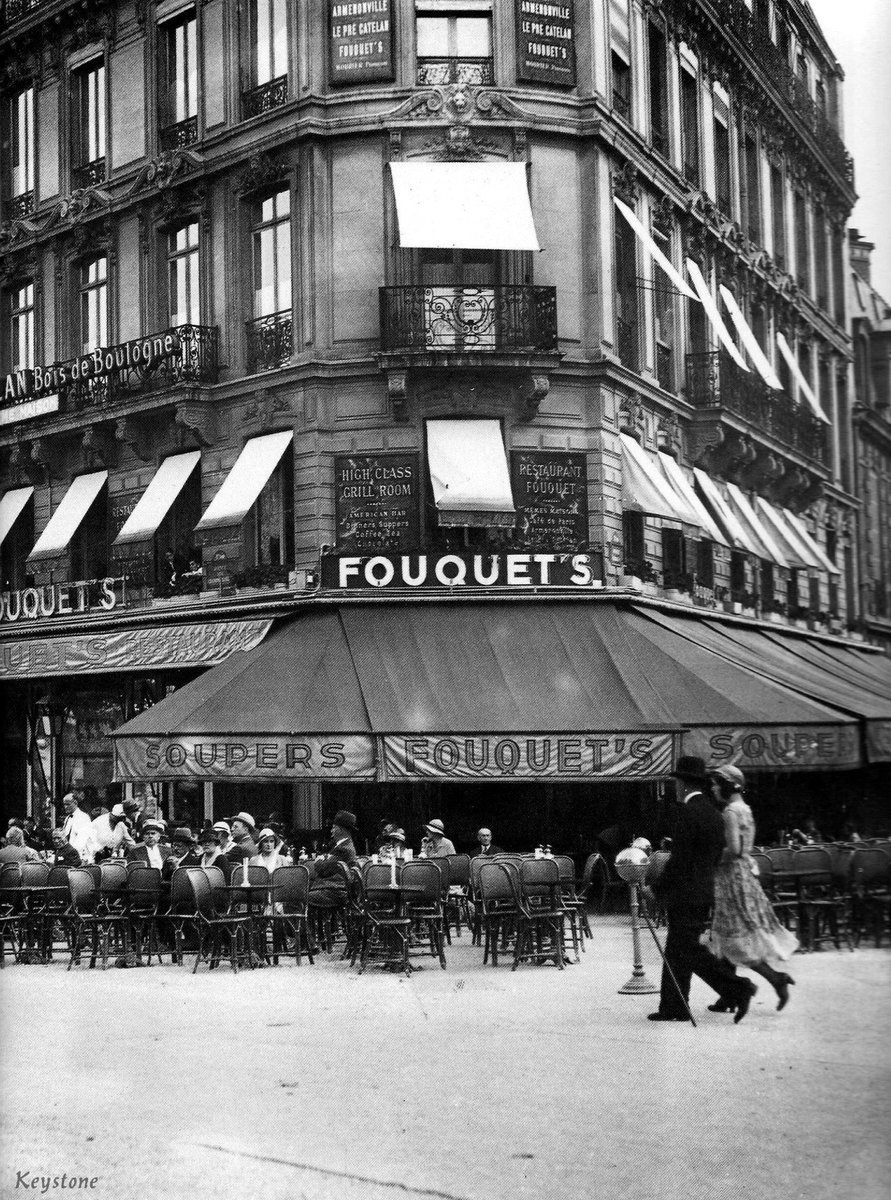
(1, 0, 889, 850)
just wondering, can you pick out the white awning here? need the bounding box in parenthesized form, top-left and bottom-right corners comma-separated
(389, 162, 540, 252)
(28, 471, 107, 561)
(782, 509, 841, 575)
(685, 259, 750, 372)
(196, 432, 293, 532)
(426, 419, 515, 527)
(114, 452, 201, 545)
(621, 434, 689, 525)
(724, 482, 789, 567)
(693, 469, 761, 556)
(656, 454, 729, 545)
(719, 286, 783, 390)
(613, 198, 697, 299)
(754, 497, 811, 569)
(0, 486, 34, 549)
(775, 332, 830, 424)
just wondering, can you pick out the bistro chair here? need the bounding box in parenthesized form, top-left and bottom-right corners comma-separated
(402, 860, 447, 970)
(477, 862, 519, 967)
(0, 863, 24, 967)
(308, 860, 351, 954)
(514, 858, 567, 970)
(552, 855, 585, 958)
(850, 848, 891, 948)
(424, 857, 451, 944)
(126, 866, 163, 965)
(793, 846, 853, 952)
(186, 867, 253, 973)
(201, 865, 229, 916)
(167, 866, 199, 964)
(266, 865, 314, 965)
(443, 853, 471, 938)
(356, 863, 411, 974)
(66, 867, 130, 970)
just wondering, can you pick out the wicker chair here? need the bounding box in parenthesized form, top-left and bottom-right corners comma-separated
(356, 863, 411, 974)
(66, 867, 130, 970)
(126, 866, 163, 965)
(402, 860, 447, 969)
(186, 867, 253, 973)
(266, 865, 314, 965)
(477, 862, 519, 967)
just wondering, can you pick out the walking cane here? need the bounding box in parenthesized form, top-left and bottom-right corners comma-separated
(639, 905, 697, 1027)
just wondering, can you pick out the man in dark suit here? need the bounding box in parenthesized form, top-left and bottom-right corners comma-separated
(126, 818, 173, 871)
(474, 828, 503, 857)
(649, 756, 757, 1023)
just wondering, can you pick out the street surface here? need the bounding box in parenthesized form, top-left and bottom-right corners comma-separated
(1, 916, 889, 1200)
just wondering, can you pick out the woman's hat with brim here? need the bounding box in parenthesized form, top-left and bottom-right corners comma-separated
(198, 828, 221, 844)
(424, 819, 446, 838)
(256, 828, 277, 844)
(711, 764, 746, 790)
(170, 826, 197, 845)
(332, 810, 357, 832)
(212, 821, 231, 836)
(382, 825, 406, 843)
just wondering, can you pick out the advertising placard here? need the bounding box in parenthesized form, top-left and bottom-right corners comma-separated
(321, 550, 603, 590)
(334, 453, 420, 554)
(115, 733, 377, 781)
(511, 450, 588, 551)
(683, 724, 862, 771)
(516, 0, 576, 87)
(329, 0, 395, 85)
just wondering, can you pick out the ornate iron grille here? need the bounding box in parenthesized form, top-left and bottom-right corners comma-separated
(159, 116, 198, 152)
(71, 158, 106, 190)
(64, 324, 219, 412)
(9, 191, 35, 219)
(379, 285, 558, 354)
(242, 74, 288, 120)
(685, 349, 828, 465)
(2, 0, 42, 24)
(246, 311, 293, 372)
(416, 57, 494, 86)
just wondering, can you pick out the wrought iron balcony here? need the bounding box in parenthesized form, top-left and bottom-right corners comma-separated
(71, 158, 105, 190)
(686, 349, 828, 465)
(246, 311, 292, 372)
(242, 74, 288, 120)
(159, 116, 198, 152)
(379, 285, 558, 355)
(1, 0, 43, 25)
(416, 57, 494, 86)
(9, 191, 34, 219)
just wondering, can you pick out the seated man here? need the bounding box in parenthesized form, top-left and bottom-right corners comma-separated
(474, 828, 503, 857)
(420, 819, 455, 858)
(51, 828, 82, 867)
(0, 826, 42, 864)
(226, 813, 258, 863)
(309, 811, 358, 908)
(126, 818, 172, 871)
(161, 828, 202, 882)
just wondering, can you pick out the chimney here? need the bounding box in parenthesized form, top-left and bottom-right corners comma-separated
(849, 228, 874, 285)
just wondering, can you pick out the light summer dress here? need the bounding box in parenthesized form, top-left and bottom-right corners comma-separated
(706, 797, 799, 964)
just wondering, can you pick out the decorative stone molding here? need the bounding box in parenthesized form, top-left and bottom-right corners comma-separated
(385, 370, 409, 421)
(243, 389, 289, 426)
(81, 424, 116, 470)
(612, 162, 640, 207)
(127, 149, 203, 198)
(236, 152, 290, 198)
(388, 84, 530, 126)
(175, 400, 217, 447)
(522, 374, 549, 420)
(651, 196, 675, 239)
(115, 418, 151, 463)
(618, 393, 645, 439)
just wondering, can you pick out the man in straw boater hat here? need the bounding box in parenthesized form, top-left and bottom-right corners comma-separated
(226, 812, 258, 863)
(647, 756, 757, 1024)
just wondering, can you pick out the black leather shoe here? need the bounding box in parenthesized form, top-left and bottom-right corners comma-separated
(776, 973, 795, 1011)
(733, 980, 758, 1024)
(707, 998, 736, 1013)
(647, 1011, 691, 1022)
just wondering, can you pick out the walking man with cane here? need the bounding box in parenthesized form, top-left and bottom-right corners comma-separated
(648, 756, 757, 1024)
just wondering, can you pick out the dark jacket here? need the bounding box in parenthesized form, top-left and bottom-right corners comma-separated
(312, 836, 357, 885)
(653, 792, 725, 909)
(161, 849, 202, 882)
(53, 843, 82, 867)
(126, 843, 174, 867)
(226, 836, 258, 863)
(474, 844, 504, 858)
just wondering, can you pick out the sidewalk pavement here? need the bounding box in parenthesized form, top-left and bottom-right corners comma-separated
(1, 915, 889, 1200)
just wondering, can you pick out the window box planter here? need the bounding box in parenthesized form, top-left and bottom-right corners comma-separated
(620, 575, 642, 589)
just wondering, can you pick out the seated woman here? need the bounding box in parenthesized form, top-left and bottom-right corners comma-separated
(197, 827, 232, 880)
(378, 824, 406, 860)
(250, 828, 291, 872)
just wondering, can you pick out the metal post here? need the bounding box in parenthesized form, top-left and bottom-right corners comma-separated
(618, 881, 659, 994)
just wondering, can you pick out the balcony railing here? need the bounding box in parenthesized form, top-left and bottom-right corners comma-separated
(416, 57, 494, 86)
(71, 158, 105, 190)
(1, 0, 44, 24)
(686, 349, 828, 465)
(379, 285, 558, 355)
(63, 325, 220, 411)
(159, 116, 198, 152)
(242, 74, 288, 120)
(9, 191, 34, 219)
(246, 311, 292, 372)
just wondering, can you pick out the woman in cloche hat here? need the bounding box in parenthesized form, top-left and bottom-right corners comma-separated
(705, 764, 798, 1013)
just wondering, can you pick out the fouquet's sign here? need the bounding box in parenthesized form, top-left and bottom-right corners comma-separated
(321, 551, 604, 589)
(515, 0, 576, 87)
(383, 732, 676, 780)
(1, 332, 180, 404)
(334, 453, 420, 554)
(328, 0, 394, 84)
(1, 577, 126, 624)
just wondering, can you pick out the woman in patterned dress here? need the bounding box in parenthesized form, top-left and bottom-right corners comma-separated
(706, 765, 798, 1012)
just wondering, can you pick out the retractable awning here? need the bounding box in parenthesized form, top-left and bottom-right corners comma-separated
(719, 286, 783, 389)
(0, 486, 34, 548)
(754, 497, 811, 569)
(426, 419, 515, 527)
(782, 509, 841, 575)
(686, 259, 749, 372)
(776, 333, 830, 424)
(693, 469, 762, 556)
(114, 451, 201, 545)
(28, 471, 107, 561)
(389, 162, 540, 252)
(656, 453, 729, 544)
(613, 197, 697, 299)
(724, 482, 789, 566)
(621, 434, 692, 526)
(196, 432, 293, 532)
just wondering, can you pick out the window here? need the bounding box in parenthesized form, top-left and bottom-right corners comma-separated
(793, 191, 809, 291)
(696, 539, 714, 589)
(713, 116, 731, 215)
(760, 560, 774, 606)
(610, 0, 632, 117)
(661, 528, 687, 589)
(614, 217, 638, 369)
(416, 8, 493, 86)
(419, 248, 496, 350)
(730, 549, 747, 600)
(160, 12, 198, 149)
(687, 294, 707, 357)
(753, 0, 770, 30)
(653, 259, 674, 392)
(79, 257, 107, 354)
(71, 60, 106, 188)
(0, 494, 33, 592)
(622, 510, 645, 572)
(647, 23, 668, 156)
(787, 568, 800, 613)
(831, 227, 845, 323)
(770, 164, 786, 268)
(611, 52, 631, 118)
(243, 0, 288, 117)
(253, 442, 294, 569)
(72, 484, 109, 582)
(168, 222, 200, 327)
(10, 282, 35, 372)
(751, 304, 767, 356)
(742, 132, 761, 243)
(680, 71, 699, 186)
(813, 205, 828, 310)
(248, 189, 292, 371)
(4, 86, 35, 217)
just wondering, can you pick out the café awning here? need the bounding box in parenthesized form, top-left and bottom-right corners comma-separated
(196, 432, 293, 532)
(0, 486, 34, 548)
(686, 259, 749, 372)
(693, 469, 763, 556)
(28, 471, 107, 561)
(114, 451, 201, 545)
(656, 453, 729, 544)
(613, 197, 697, 299)
(776, 332, 830, 424)
(389, 162, 540, 251)
(781, 509, 841, 575)
(754, 497, 812, 570)
(724, 482, 789, 566)
(621, 434, 693, 526)
(719, 285, 783, 389)
(426, 419, 516, 527)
